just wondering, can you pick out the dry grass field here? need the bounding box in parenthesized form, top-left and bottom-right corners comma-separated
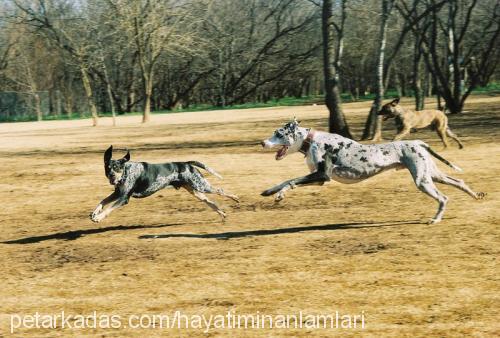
(0, 96, 498, 337)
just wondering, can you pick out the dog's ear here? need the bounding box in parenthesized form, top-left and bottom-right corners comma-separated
(104, 145, 113, 164)
(123, 150, 130, 162)
(391, 98, 400, 105)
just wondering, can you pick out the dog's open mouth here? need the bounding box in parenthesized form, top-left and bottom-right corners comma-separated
(275, 145, 288, 160)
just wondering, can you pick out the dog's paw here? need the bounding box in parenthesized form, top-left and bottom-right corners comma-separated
(475, 192, 486, 200)
(90, 212, 105, 223)
(274, 191, 286, 202)
(90, 205, 105, 222)
(428, 218, 441, 225)
(217, 210, 227, 220)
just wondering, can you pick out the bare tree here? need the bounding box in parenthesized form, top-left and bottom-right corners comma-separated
(361, 0, 394, 141)
(1, 0, 499, 123)
(11, 0, 100, 125)
(322, 0, 352, 138)
(203, 0, 319, 107)
(115, 0, 198, 122)
(398, 0, 500, 114)
(413, 30, 425, 111)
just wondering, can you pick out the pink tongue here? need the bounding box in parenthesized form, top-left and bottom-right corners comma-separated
(276, 147, 286, 158)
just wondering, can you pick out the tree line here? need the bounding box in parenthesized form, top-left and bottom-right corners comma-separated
(0, 0, 498, 137)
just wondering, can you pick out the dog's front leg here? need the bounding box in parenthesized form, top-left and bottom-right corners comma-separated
(261, 181, 294, 198)
(92, 191, 119, 215)
(274, 183, 295, 202)
(91, 190, 128, 223)
(393, 126, 411, 141)
(91, 197, 129, 223)
(261, 171, 330, 201)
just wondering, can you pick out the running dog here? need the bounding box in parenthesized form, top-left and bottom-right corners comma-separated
(260, 119, 484, 224)
(377, 98, 464, 148)
(90, 146, 239, 222)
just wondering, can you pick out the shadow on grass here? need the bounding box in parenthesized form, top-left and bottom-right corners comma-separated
(2, 222, 187, 244)
(139, 219, 424, 241)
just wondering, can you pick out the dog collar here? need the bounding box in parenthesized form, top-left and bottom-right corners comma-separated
(299, 129, 315, 155)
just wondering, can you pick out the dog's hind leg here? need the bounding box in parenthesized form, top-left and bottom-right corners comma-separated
(194, 191, 227, 220)
(433, 174, 486, 200)
(406, 160, 448, 224)
(184, 187, 226, 220)
(446, 128, 464, 149)
(436, 127, 450, 148)
(211, 187, 240, 203)
(417, 180, 449, 224)
(188, 170, 239, 203)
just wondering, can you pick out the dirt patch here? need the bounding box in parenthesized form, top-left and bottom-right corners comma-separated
(0, 96, 498, 337)
(307, 238, 393, 256)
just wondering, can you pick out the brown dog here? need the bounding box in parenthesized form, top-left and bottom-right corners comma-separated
(378, 98, 464, 149)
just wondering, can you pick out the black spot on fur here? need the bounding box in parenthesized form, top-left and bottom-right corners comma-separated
(322, 152, 337, 165)
(382, 151, 390, 155)
(325, 144, 341, 155)
(359, 157, 368, 162)
(171, 181, 183, 190)
(411, 147, 417, 153)
(317, 160, 326, 171)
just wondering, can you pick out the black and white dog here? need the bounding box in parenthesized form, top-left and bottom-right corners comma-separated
(90, 146, 239, 222)
(260, 119, 485, 224)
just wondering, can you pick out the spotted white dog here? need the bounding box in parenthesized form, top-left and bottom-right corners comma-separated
(260, 119, 485, 224)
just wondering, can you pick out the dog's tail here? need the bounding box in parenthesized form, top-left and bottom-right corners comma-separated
(419, 142, 463, 172)
(188, 161, 223, 179)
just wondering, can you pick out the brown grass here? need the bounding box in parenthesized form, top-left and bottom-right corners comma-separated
(0, 96, 499, 337)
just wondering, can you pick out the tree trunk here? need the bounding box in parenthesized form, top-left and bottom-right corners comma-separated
(34, 93, 42, 121)
(64, 92, 73, 118)
(334, 0, 347, 85)
(322, 0, 352, 138)
(101, 57, 116, 126)
(395, 70, 402, 97)
(80, 66, 98, 126)
(55, 90, 61, 116)
(413, 36, 424, 111)
(400, 73, 407, 97)
(362, 0, 393, 141)
(143, 76, 153, 123)
(425, 65, 432, 98)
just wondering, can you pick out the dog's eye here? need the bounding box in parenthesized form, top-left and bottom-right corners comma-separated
(275, 129, 284, 137)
